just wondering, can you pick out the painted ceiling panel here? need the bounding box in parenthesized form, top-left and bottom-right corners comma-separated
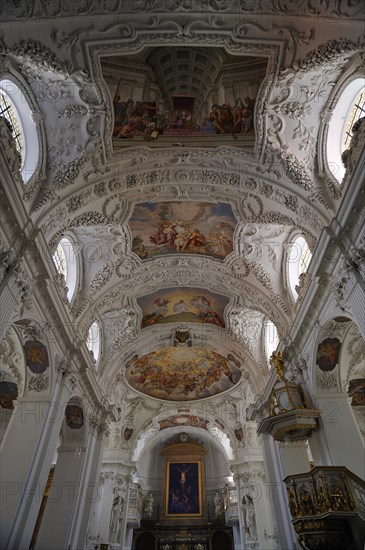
(137, 287, 229, 329)
(129, 201, 237, 260)
(125, 347, 242, 401)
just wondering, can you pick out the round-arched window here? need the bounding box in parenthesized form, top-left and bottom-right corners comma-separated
(287, 235, 312, 302)
(52, 237, 78, 301)
(327, 78, 365, 183)
(0, 90, 22, 155)
(264, 319, 279, 368)
(0, 79, 39, 184)
(87, 321, 101, 365)
(343, 89, 365, 150)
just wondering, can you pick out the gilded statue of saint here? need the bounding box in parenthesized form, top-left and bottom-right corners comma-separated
(270, 351, 285, 380)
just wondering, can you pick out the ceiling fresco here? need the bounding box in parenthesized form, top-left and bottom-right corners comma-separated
(137, 287, 229, 329)
(124, 347, 242, 401)
(159, 415, 209, 431)
(129, 201, 237, 260)
(101, 47, 267, 146)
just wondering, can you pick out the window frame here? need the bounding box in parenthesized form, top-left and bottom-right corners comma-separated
(87, 320, 102, 366)
(0, 77, 40, 184)
(286, 234, 312, 303)
(52, 234, 81, 303)
(326, 76, 365, 183)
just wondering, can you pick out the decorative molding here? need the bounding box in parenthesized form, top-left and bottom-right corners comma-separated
(27, 374, 49, 393)
(279, 38, 361, 79)
(2, 0, 364, 20)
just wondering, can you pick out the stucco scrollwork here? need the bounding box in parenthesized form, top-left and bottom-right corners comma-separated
(27, 375, 49, 393)
(316, 371, 339, 392)
(1, 0, 364, 20)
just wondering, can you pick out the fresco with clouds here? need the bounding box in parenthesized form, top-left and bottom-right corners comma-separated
(129, 201, 236, 260)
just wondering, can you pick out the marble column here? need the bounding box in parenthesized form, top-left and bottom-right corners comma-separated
(0, 369, 73, 550)
(65, 417, 106, 549)
(260, 435, 297, 550)
(35, 445, 85, 549)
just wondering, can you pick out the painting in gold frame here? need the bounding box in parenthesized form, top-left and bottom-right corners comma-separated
(165, 460, 203, 518)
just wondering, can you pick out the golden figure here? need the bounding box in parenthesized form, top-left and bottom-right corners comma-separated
(270, 351, 285, 381)
(287, 486, 298, 517)
(299, 486, 315, 516)
(331, 484, 347, 510)
(316, 483, 327, 513)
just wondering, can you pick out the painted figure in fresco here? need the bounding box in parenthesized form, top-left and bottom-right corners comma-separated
(241, 97, 255, 134)
(173, 300, 190, 314)
(200, 115, 216, 133)
(200, 310, 225, 328)
(348, 378, 365, 406)
(316, 338, 342, 371)
(219, 104, 235, 135)
(189, 228, 206, 249)
(152, 296, 169, 317)
(210, 104, 223, 133)
(233, 98, 244, 132)
(65, 404, 84, 430)
(190, 295, 211, 309)
(162, 221, 177, 245)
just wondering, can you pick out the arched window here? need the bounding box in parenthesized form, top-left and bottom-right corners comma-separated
(0, 90, 22, 154)
(327, 77, 365, 183)
(343, 89, 365, 150)
(52, 241, 67, 279)
(287, 235, 312, 302)
(264, 319, 279, 368)
(52, 237, 78, 301)
(87, 321, 101, 365)
(0, 79, 39, 183)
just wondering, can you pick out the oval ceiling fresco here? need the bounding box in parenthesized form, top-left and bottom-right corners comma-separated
(129, 201, 237, 260)
(125, 347, 242, 401)
(137, 287, 229, 328)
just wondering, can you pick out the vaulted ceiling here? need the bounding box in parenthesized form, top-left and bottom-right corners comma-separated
(1, 0, 363, 457)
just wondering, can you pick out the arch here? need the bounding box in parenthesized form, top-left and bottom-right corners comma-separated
(212, 530, 233, 550)
(132, 411, 235, 464)
(0, 73, 42, 184)
(135, 531, 155, 550)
